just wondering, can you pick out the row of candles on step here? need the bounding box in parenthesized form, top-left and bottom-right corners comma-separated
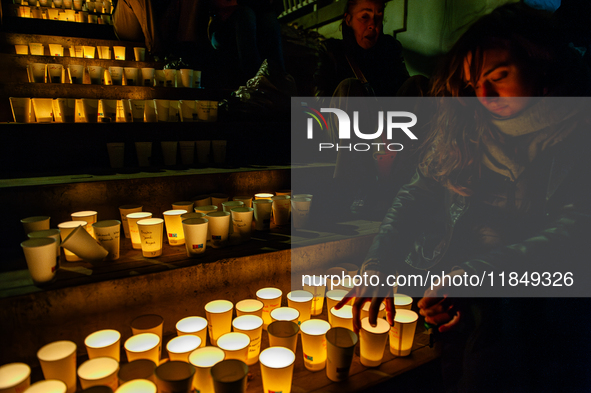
(9, 97, 218, 123)
(17, 44, 147, 62)
(0, 284, 419, 393)
(16, 6, 113, 24)
(16, 0, 113, 13)
(19, 193, 313, 282)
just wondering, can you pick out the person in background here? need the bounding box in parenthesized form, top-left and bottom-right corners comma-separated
(338, 3, 591, 391)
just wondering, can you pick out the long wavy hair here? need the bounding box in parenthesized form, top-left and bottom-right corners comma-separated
(420, 3, 566, 196)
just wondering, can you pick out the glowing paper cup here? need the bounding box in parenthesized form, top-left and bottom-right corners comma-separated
(137, 218, 164, 257)
(109, 67, 123, 85)
(267, 321, 299, 354)
(360, 301, 386, 321)
(182, 218, 208, 257)
(68, 64, 85, 84)
(47, 64, 64, 83)
(61, 225, 108, 261)
(21, 238, 57, 285)
(210, 194, 229, 210)
(325, 327, 358, 382)
(154, 100, 170, 122)
(115, 380, 156, 393)
(117, 360, 156, 384)
(188, 347, 225, 393)
(77, 357, 119, 391)
(232, 315, 263, 365)
(15, 44, 28, 55)
(131, 314, 164, 340)
(291, 197, 311, 229)
(124, 333, 160, 365)
(270, 307, 299, 324)
(28, 43, 44, 56)
(92, 220, 121, 261)
(163, 210, 187, 246)
(0, 362, 31, 393)
(326, 290, 349, 323)
(256, 287, 282, 329)
(330, 306, 353, 331)
(235, 299, 263, 317)
(83, 46, 96, 59)
(259, 347, 295, 393)
(124, 67, 139, 86)
(58, 221, 86, 261)
(252, 199, 272, 231)
(217, 333, 250, 363)
(57, 98, 76, 123)
(127, 212, 152, 249)
(230, 207, 253, 243)
(300, 319, 331, 371)
(118, 205, 142, 239)
(166, 336, 201, 362)
(271, 196, 291, 226)
(172, 201, 194, 212)
(113, 46, 126, 60)
(303, 276, 326, 316)
(85, 329, 121, 361)
(255, 193, 274, 199)
(195, 205, 216, 214)
(10, 97, 32, 123)
(134, 47, 146, 61)
(210, 360, 248, 393)
(204, 300, 233, 346)
(176, 316, 207, 347)
(23, 380, 67, 393)
(21, 215, 50, 235)
(181, 212, 205, 220)
(205, 212, 230, 249)
(28, 63, 46, 83)
(394, 294, 413, 310)
(37, 340, 77, 393)
(389, 309, 419, 357)
(359, 317, 390, 367)
(88, 66, 104, 85)
(81, 98, 99, 122)
(287, 290, 313, 325)
(141, 68, 155, 86)
(32, 98, 53, 122)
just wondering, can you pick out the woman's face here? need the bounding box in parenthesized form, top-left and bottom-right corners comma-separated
(464, 48, 538, 118)
(345, 0, 384, 49)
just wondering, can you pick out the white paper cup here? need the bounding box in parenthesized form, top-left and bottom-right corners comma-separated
(256, 287, 282, 329)
(130, 100, 145, 122)
(57, 98, 76, 123)
(325, 327, 358, 382)
(230, 207, 253, 243)
(217, 332, 250, 363)
(92, 220, 121, 260)
(100, 99, 117, 122)
(389, 309, 419, 357)
(163, 209, 186, 246)
(179, 69, 193, 88)
(136, 218, 164, 257)
(164, 69, 176, 87)
(326, 290, 349, 322)
(83, 46, 95, 58)
(135, 142, 152, 166)
(131, 314, 164, 340)
(330, 306, 353, 331)
(134, 47, 146, 61)
(188, 347, 225, 393)
(29, 42, 44, 55)
(270, 307, 299, 324)
(108, 66, 123, 85)
(303, 276, 326, 316)
(24, 380, 66, 393)
(48, 44, 64, 57)
(196, 101, 218, 122)
(155, 70, 165, 87)
(212, 140, 226, 163)
(85, 329, 121, 361)
(254, 193, 274, 200)
(123, 67, 139, 86)
(15, 44, 28, 55)
(98, 46, 111, 60)
(124, 333, 160, 365)
(29, 63, 47, 83)
(272, 195, 291, 226)
(126, 212, 152, 249)
(115, 379, 156, 393)
(210, 194, 229, 210)
(210, 360, 247, 393)
(204, 300, 233, 346)
(232, 196, 252, 208)
(32, 98, 54, 122)
(117, 99, 133, 122)
(113, 46, 126, 60)
(0, 362, 31, 393)
(259, 347, 295, 393)
(182, 218, 208, 257)
(179, 141, 195, 165)
(267, 321, 299, 354)
(193, 70, 202, 88)
(205, 212, 230, 248)
(61, 225, 108, 261)
(287, 290, 314, 325)
(74, 46, 84, 58)
(235, 299, 264, 318)
(118, 205, 142, 239)
(166, 335, 201, 362)
(77, 357, 119, 391)
(169, 100, 180, 122)
(144, 100, 157, 123)
(359, 317, 390, 367)
(300, 319, 331, 371)
(87, 66, 103, 85)
(37, 341, 77, 393)
(394, 293, 413, 309)
(222, 201, 243, 234)
(21, 215, 50, 234)
(71, 210, 97, 238)
(291, 197, 311, 229)
(195, 140, 211, 164)
(232, 315, 263, 365)
(179, 100, 196, 122)
(21, 238, 57, 284)
(81, 98, 99, 123)
(58, 221, 86, 261)
(141, 67, 154, 87)
(68, 64, 84, 84)
(176, 316, 207, 347)
(9, 97, 32, 123)
(27, 229, 61, 258)
(193, 196, 212, 207)
(360, 301, 386, 321)
(154, 99, 170, 122)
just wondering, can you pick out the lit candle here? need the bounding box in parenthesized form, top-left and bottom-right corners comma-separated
(300, 319, 331, 371)
(188, 347, 225, 393)
(216, 332, 250, 363)
(176, 316, 208, 347)
(256, 287, 282, 330)
(84, 329, 121, 362)
(166, 335, 201, 362)
(232, 315, 264, 365)
(259, 347, 296, 393)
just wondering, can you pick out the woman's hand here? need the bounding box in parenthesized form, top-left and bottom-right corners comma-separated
(417, 269, 465, 333)
(335, 284, 395, 334)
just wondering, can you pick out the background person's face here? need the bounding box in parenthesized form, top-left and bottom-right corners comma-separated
(345, 0, 384, 49)
(464, 48, 537, 118)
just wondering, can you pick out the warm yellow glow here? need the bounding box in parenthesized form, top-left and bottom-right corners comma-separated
(131, 315, 164, 339)
(330, 306, 353, 331)
(71, 211, 97, 236)
(270, 307, 300, 324)
(361, 301, 386, 321)
(58, 221, 87, 261)
(325, 327, 358, 382)
(126, 212, 152, 250)
(176, 316, 207, 347)
(118, 205, 142, 239)
(115, 379, 157, 393)
(0, 362, 30, 391)
(359, 318, 390, 367)
(287, 290, 314, 325)
(389, 309, 419, 357)
(189, 347, 226, 393)
(77, 357, 119, 390)
(302, 278, 326, 316)
(256, 288, 282, 329)
(216, 333, 250, 363)
(204, 300, 234, 346)
(37, 340, 76, 362)
(84, 329, 121, 361)
(259, 347, 295, 393)
(232, 315, 263, 365)
(136, 218, 164, 257)
(235, 299, 264, 317)
(267, 321, 299, 354)
(300, 319, 331, 371)
(254, 193, 274, 199)
(326, 290, 349, 323)
(393, 294, 413, 309)
(124, 333, 160, 364)
(172, 201, 194, 212)
(166, 336, 201, 362)
(163, 210, 187, 246)
(23, 380, 67, 393)
(36, 341, 77, 393)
